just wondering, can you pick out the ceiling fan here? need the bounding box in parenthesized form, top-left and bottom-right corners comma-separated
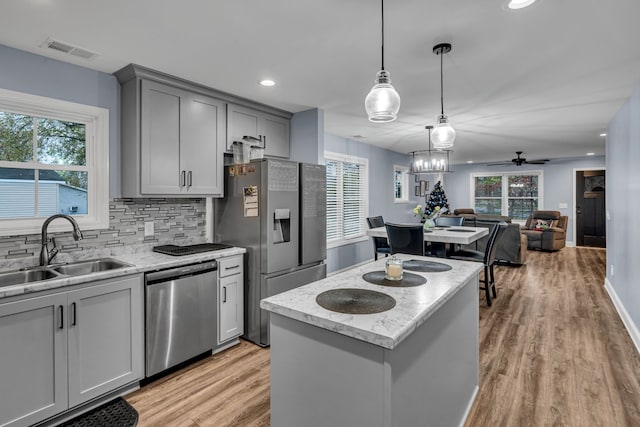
(487, 151, 549, 166)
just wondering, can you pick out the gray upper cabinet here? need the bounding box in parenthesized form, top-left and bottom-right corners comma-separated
(227, 103, 290, 158)
(118, 67, 225, 197)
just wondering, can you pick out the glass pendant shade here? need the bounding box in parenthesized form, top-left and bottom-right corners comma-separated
(431, 114, 456, 149)
(365, 70, 401, 122)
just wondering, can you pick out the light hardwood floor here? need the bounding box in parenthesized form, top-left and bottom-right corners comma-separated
(126, 247, 640, 426)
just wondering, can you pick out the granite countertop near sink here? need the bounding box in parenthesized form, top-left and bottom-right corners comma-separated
(260, 254, 482, 350)
(0, 245, 246, 300)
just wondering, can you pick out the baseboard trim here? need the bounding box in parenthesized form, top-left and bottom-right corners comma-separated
(566, 240, 576, 247)
(459, 385, 479, 427)
(604, 277, 640, 355)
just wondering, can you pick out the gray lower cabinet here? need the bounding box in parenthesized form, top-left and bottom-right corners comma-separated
(226, 103, 290, 158)
(218, 255, 244, 343)
(0, 275, 143, 427)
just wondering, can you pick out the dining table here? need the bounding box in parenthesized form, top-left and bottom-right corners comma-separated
(366, 225, 489, 257)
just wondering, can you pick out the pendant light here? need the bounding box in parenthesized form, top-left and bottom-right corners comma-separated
(431, 43, 456, 149)
(364, 0, 400, 122)
(410, 125, 451, 174)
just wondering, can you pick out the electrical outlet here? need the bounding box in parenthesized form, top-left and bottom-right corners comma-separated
(559, 202, 568, 209)
(144, 221, 154, 237)
(610, 264, 614, 276)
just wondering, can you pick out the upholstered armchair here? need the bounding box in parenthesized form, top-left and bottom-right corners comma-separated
(521, 210, 568, 251)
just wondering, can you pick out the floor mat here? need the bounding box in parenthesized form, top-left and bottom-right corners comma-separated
(60, 397, 138, 427)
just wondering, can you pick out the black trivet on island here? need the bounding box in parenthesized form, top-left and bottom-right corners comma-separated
(316, 288, 396, 314)
(362, 271, 427, 287)
(60, 397, 138, 427)
(446, 228, 474, 232)
(402, 259, 452, 272)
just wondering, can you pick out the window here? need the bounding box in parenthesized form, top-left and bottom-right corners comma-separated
(0, 88, 109, 236)
(325, 151, 369, 247)
(393, 165, 409, 203)
(471, 171, 542, 222)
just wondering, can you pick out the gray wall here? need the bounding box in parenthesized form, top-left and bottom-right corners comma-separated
(324, 133, 423, 273)
(0, 44, 121, 197)
(606, 85, 640, 344)
(444, 156, 606, 244)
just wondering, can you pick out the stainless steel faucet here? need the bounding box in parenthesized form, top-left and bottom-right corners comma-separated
(39, 214, 84, 266)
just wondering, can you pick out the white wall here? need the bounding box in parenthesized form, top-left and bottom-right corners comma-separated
(606, 86, 640, 351)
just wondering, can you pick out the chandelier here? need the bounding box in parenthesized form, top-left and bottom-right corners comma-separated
(410, 125, 451, 173)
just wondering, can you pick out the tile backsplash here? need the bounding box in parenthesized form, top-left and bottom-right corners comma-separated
(0, 198, 206, 268)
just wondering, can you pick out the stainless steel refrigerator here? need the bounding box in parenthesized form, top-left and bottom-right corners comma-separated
(214, 159, 326, 346)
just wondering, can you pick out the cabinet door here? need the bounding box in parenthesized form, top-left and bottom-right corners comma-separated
(181, 94, 226, 196)
(140, 80, 183, 194)
(261, 113, 290, 158)
(67, 275, 143, 407)
(0, 294, 68, 427)
(226, 104, 260, 150)
(219, 274, 243, 343)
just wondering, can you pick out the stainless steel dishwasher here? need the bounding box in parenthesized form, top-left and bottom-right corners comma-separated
(145, 260, 217, 377)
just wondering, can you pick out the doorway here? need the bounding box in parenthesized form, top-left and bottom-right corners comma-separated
(575, 169, 606, 247)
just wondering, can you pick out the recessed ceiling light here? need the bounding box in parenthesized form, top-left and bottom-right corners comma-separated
(508, 0, 536, 9)
(259, 79, 276, 87)
(586, 152, 595, 156)
(600, 133, 607, 137)
(467, 160, 474, 164)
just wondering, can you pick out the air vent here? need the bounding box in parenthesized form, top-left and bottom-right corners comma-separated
(41, 37, 99, 60)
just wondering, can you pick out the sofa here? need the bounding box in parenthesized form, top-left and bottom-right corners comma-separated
(521, 210, 568, 251)
(447, 209, 528, 265)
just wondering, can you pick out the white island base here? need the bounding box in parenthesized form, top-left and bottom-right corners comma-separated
(270, 275, 479, 427)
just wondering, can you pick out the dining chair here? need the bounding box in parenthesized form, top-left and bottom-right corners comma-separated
(366, 216, 392, 260)
(431, 216, 465, 256)
(384, 223, 425, 256)
(434, 216, 464, 227)
(450, 222, 508, 306)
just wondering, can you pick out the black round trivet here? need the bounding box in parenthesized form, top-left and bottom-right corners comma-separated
(403, 259, 452, 272)
(60, 397, 138, 427)
(316, 288, 396, 314)
(446, 228, 473, 232)
(362, 271, 427, 287)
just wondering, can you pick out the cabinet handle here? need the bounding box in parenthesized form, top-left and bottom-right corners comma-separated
(262, 135, 266, 149)
(180, 170, 186, 187)
(225, 265, 240, 271)
(71, 302, 77, 326)
(58, 305, 64, 329)
(223, 286, 227, 303)
(187, 171, 193, 187)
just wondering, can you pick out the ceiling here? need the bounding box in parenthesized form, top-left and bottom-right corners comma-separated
(1, 0, 639, 165)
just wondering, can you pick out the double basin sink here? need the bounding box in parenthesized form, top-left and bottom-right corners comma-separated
(0, 258, 133, 288)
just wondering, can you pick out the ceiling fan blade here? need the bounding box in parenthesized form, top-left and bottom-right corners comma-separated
(487, 162, 512, 166)
(525, 159, 549, 164)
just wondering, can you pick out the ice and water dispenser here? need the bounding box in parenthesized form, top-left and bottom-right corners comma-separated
(273, 208, 291, 243)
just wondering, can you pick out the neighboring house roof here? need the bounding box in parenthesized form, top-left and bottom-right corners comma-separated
(0, 167, 65, 181)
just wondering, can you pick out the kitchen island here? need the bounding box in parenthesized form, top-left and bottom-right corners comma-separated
(260, 254, 482, 427)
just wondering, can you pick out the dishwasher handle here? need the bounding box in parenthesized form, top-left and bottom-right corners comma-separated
(146, 260, 218, 284)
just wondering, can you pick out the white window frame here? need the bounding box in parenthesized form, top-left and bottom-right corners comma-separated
(325, 151, 369, 249)
(393, 164, 409, 203)
(0, 87, 109, 236)
(470, 170, 543, 224)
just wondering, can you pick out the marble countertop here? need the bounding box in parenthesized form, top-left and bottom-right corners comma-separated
(260, 254, 482, 350)
(0, 246, 246, 300)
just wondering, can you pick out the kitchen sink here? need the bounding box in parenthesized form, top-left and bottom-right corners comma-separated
(52, 258, 133, 276)
(0, 258, 133, 289)
(0, 268, 61, 288)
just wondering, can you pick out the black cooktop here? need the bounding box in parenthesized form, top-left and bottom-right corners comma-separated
(152, 243, 233, 256)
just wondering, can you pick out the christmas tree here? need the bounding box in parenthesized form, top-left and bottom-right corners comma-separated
(425, 181, 449, 216)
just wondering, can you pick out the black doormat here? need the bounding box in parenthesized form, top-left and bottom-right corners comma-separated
(60, 397, 138, 427)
